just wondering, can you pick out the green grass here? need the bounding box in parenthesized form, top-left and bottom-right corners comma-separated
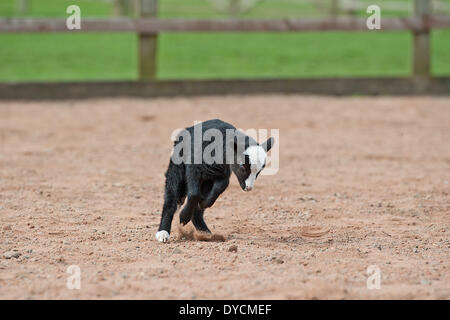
(158, 32, 413, 79)
(0, 33, 138, 82)
(0, 0, 449, 82)
(432, 30, 450, 75)
(0, 0, 112, 18)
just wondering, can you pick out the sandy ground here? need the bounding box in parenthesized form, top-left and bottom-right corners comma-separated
(0, 95, 449, 300)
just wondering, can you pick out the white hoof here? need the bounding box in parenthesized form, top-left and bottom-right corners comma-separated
(155, 230, 170, 243)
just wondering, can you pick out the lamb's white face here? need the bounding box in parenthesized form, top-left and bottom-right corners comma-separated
(243, 145, 267, 191)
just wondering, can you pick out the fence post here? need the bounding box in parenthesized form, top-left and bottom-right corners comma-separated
(138, 0, 158, 81)
(413, 0, 431, 78)
(114, 0, 129, 17)
(330, 0, 340, 17)
(18, 0, 30, 16)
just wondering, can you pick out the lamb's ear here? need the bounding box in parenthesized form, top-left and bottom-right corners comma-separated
(261, 137, 274, 152)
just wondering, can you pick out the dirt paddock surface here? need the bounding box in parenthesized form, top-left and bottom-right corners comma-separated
(0, 95, 449, 299)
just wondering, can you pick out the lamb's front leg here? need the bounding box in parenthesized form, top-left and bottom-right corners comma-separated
(199, 178, 229, 209)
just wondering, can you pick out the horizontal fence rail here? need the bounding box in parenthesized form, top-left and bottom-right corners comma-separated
(1, 78, 449, 100)
(1, 16, 450, 33)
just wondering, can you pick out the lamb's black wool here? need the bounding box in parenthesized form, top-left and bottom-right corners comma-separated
(156, 119, 274, 243)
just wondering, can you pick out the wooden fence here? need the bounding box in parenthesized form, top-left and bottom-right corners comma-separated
(1, 0, 450, 99)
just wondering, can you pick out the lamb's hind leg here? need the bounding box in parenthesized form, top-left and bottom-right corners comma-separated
(192, 179, 213, 232)
(192, 208, 211, 233)
(179, 167, 202, 225)
(179, 194, 200, 225)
